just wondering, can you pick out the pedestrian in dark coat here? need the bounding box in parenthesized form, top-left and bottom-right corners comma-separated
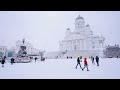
(92, 57, 95, 64)
(96, 56, 99, 66)
(4, 56, 6, 60)
(75, 56, 83, 70)
(11, 58, 15, 65)
(35, 57, 37, 62)
(1, 57, 5, 67)
(67, 56, 68, 59)
(82, 58, 89, 71)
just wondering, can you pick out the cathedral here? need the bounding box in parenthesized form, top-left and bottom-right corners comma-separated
(59, 15, 105, 52)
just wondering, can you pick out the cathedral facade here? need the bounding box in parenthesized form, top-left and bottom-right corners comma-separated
(59, 15, 105, 52)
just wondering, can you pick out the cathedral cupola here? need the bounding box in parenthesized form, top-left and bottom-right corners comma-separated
(75, 15, 84, 20)
(66, 28, 71, 36)
(75, 15, 85, 31)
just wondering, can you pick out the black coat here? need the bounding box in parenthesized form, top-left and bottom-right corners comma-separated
(1, 59, 5, 64)
(11, 58, 15, 63)
(77, 57, 80, 64)
(96, 56, 99, 62)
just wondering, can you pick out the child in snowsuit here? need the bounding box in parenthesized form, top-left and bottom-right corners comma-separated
(75, 57, 83, 71)
(82, 58, 89, 71)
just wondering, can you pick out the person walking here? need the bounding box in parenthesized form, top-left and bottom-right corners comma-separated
(92, 57, 95, 65)
(96, 56, 99, 66)
(75, 56, 83, 71)
(11, 58, 15, 65)
(82, 57, 89, 71)
(1, 57, 5, 67)
(35, 57, 37, 62)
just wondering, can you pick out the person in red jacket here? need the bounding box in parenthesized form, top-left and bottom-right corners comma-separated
(82, 57, 89, 71)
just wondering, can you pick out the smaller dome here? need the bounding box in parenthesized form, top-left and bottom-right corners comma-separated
(67, 28, 70, 30)
(86, 24, 90, 27)
(76, 15, 84, 20)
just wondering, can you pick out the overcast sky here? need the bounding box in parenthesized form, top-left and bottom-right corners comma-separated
(0, 11, 120, 52)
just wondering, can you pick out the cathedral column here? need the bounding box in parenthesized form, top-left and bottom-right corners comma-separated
(80, 39, 82, 50)
(70, 40, 72, 51)
(66, 41, 69, 51)
(63, 41, 65, 51)
(77, 39, 80, 50)
(66, 41, 68, 51)
(75, 39, 78, 50)
(102, 41, 104, 48)
(68, 41, 70, 51)
(72, 40, 74, 51)
(73, 40, 76, 51)
(84, 40, 86, 50)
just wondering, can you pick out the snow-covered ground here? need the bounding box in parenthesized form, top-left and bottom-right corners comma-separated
(0, 58, 120, 79)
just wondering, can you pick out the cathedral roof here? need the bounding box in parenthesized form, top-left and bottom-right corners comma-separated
(76, 15, 84, 20)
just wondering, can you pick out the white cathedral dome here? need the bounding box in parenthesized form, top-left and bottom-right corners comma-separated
(75, 15, 84, 20)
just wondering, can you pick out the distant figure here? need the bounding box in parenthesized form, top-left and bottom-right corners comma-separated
(117, 56, 119, 58)
(95, 56, 99, 66)
(11, 58, 15, 65)
(80, 56, 82, 62)
(1, 57, 5, 67)
(35, 57, 37, 62)
(30, 57, 32, 59)
(4, 56, 6, 60)
(92, 57, 95, 64)
(75, 56, 83, 70)
(67, 56, 68, 59)
(41, 57, 45, 61)
(91, 56, 92, 61)
(82, 58, 89, 71)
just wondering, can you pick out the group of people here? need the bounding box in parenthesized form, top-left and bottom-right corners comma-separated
(67, 56, 72, 59)
(75, 56, 99, 71)
(1, 56, 39, 67)
(1, 56, 6, 67)
(91, 56, 99, 66)
(0, 56, 15, 67)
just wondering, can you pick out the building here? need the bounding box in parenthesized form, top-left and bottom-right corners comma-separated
(5, 39, 42, 59)
(0, 46, 7, 58)
(59, 15, 105, 58)
(103, 45, 120, 58)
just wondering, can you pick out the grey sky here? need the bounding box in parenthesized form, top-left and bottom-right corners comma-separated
(0, 11, 120, 52)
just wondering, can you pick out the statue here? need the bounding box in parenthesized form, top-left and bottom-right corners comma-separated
(22, 38, 25, 44)
(15, 39, 31, 63)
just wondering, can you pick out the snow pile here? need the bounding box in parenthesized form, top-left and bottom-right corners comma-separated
(0, 58, 120, 79)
